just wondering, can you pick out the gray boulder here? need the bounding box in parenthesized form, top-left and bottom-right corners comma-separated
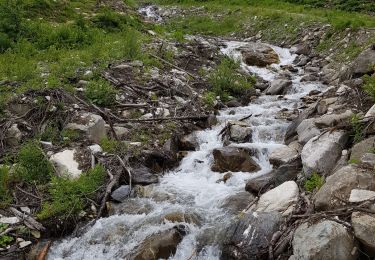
(238, 43, 280, 67)
(49, 149, 82, 179)
(360, 153, 375, 169)
(301, 130, 348, 175)
(228, 121, 252, 143)
(245, 171, 275, 194)
(348, 47, 375, 78)
(352, 212, 375, 256)
(132, 166, 159, 185)
(315, 110, 353, 128)
(314, 165, 375, 210)
(211, 147, 260, 173)
(269, 145, 299, 167)
(220, 191, 256, 213)
(296, 118, 320, 144)
(178, 134, 199, 151)
(350, 136, 375, 162)
(291, 220, 357, 260)
(65, 112, 106, 143)
(110, 185, 131, 202)
(266, 79, 292, 95)
(222, 211, 282, 260)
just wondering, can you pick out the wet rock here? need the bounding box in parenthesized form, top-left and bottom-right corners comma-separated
(360, 153, 375, 169)
(226, 99, 241, 107)
(162, 212, 201, 225)
(5, 124, 22, 146)
(108, 199, 153, 215)
(349, 136, 375, 162)
(352, 212, 375, 256)
(178, 134, 199, 151)
(228, 121, 252, 143)
(292, 43, 311, 55)
(315, 110, 353, 128)
(238, 42, 280, 67)
(130, 225, 187, 260)
(65, 112, 106, 143)
(110, 185, 131, 202)
(245, 171, 275, 194)
(144, 150, 178, 173)
(314, 165, 375, 210)
(296, 118, 320, 144)
(266, 79, 292, 95)
(301, 74, 319, 82)
(269, 145, 299, 167)
(305, 66, 320, 73)
(220, 191, 256, 213)
(273, 161, 302, 186)
(349, 189, 375, 203)
(285, 103, 317, 144)
(254, 181, 299, 216)
(301, 130, 349, 175)
(50, 149, 82, 179)
(211, 147, 260, 173)
(222, 211, 282, 260)
(291, 220, 357, 260)
(295, 55, 309, 67)
(131, 166, 159, 185)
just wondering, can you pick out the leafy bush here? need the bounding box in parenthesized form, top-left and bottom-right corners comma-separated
(208, 57, 253, 101)
(304, 172, 324, 192)
(85, 79, 117, 106)
(15, 142, 53, 184)
(363, 74, 375, 102)
(38, 165, 106, 220)
(202, 91, 216, 107)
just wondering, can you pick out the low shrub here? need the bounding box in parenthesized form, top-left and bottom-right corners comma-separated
(15, 142, 53, 184)
(0, 166, 11, 207)
(363, 74, 375, 102)
(85, 79, 117, 106)
(208, 57, 253, 101)
(304, 172, 324, 192)
(351, 113, 364, 143)
(38, 165, 106, 220)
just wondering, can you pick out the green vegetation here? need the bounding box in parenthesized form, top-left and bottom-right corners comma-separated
(363, 74, 375, 102)
(0, 224, 13, 247)
(348, 158, 360, 164)
(203, 91, 216, 107)
(38, 165, 106, 220)
(85, 79, 118, 107)
(304, 172, 324, 192)
(0, 166, 11, 207)
(351, 114, 365, 143)
(208, 57, 253, 101)
(15, 142, 53, 184)
(100, 137, 128, 154)
(283, 0, 375, 13)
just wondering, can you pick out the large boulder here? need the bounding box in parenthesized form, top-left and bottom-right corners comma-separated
(238, 43, 280, 67)
(131, 166, 159, 185)
(49, 149, 82, 179)
(222, 211, 282, 260)
(360, 153, 375, 169)
(291, 220, 357, 260)
(273, 161, 301, 186)
(296, 118, 320, 144)
(350, 136, 375, 162)
(315, 110, 353, 128)
(301, 130, 348, 175)
(110, 185, 131, 202)
(129, 225, 187, 260)
(266, 79, 292, 95)
(245, 171, 275, 194)
(347, 47, 375, 78)
(220, 191, 256, 213)
(314, 165, 375, 210)
(253, 181, 299, 216)
(228, 121, 252, 143)
(65, 112, 106, 143)
(211, 147, 260, 173)
(269, 145, 299, 167)
(352, 212, 375, 256)
(178, 134, 199, 151)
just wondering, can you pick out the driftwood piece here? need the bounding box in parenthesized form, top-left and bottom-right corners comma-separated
(9, 207, 45, 231)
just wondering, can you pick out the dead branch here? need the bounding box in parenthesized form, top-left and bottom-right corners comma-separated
(96, 169, 121, 219)
(9, 207, 45, 231)
(150, 54, 197, 79)
(115, 115, 209, 123)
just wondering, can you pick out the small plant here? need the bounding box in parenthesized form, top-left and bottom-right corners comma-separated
(100, 137, 127, 154)
(202, 91, 216, 108)
(208, 57, 253, 101)
(363, 74, 375, 102)
(0, 166, 11, 207)
(348, 158, 360, 164)
(304, 172, 324, 192)
(38, 165, 106, 220)
(85, 79, 117, 107)
(15, 142, 53, 184)
(0, 224, 13, 247)
(351, 113, 364, 143)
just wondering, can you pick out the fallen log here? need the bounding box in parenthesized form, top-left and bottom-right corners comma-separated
(9, 207, 45, 231)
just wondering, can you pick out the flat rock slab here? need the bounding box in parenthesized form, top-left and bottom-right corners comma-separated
(352, 212, 375, 256)
(211, 147, 260, 173)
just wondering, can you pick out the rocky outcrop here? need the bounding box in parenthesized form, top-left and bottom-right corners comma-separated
(238, 43, 280, 67)
(301, 130, 348, 175)
(269, 145, 299, 167)
(352, 212, 375, 256)
(266, 79, 292, 95)
(314, 165, 375, 210)
(211, 147, 260, 173)
(253, 181, 299, 216)
(291, 220, 357, 260)
(296, 118, 320, 144)
(49, 149, 82, 179)
(345, 46, 375, 78)
(65, 112, 106, 143)
(129, 225, 187, 260)
(349, 136, 375, 162)
(222, 211, 282, 260)
(315, 110, 353, 128)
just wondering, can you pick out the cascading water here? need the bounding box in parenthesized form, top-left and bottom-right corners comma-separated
(47, 39, 326, 259)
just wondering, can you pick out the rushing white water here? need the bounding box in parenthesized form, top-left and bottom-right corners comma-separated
(48, 41, 326, 259)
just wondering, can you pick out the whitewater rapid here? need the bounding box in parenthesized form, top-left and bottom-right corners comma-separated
(47, 40, 326, 259)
